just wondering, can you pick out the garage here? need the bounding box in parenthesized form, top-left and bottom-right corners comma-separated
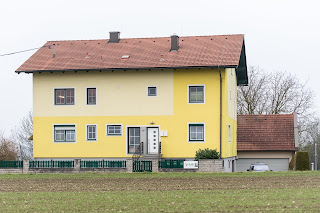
(236, 158, 289, 172)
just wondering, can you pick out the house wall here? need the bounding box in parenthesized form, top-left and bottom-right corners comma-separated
(237, 151, 294, 161)
(33, 68, 236, 159)
(222, 68, 237, 158)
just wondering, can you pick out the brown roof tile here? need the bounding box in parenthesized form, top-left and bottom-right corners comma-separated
(237, 114, 295, 151)
(16, 34, 244, 72)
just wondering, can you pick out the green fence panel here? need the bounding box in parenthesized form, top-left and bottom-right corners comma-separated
(0, 161, 23, 168)
(29, 160, 74, 168)
(80, 160, 126, 168)
(159, 160, 184, 168)
(133, 160, 152, 172)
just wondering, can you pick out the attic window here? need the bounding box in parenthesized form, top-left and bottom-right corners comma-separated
(121, 55, 130, 59)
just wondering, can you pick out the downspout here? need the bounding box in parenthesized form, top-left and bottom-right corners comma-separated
(218, 37, 228, 159)
(218, 67, 222, 158)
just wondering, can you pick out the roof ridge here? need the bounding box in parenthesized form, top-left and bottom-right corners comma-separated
(47, 34, 244, 43)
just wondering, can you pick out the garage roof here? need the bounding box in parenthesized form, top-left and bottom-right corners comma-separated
(237, 114, 295, 151)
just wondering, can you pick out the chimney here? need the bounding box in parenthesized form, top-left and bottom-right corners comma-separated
(109, 31, 120, 43)
(170, 34, 179, 51)
(52, 43, 55, 58)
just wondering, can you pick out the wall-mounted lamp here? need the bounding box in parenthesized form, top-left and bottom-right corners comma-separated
(150, 121, 155, 125)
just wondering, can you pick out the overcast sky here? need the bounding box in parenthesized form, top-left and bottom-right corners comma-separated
(1, 0, 319, 136)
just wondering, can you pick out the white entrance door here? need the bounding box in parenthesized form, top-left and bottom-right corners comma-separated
(148, 128, 159, 154)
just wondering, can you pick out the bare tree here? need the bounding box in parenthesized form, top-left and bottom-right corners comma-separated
(237, 66, 314, 117)
(0, 131, 18, 161)
(237, 66, 268, 114)
(12, 111, 33, 160)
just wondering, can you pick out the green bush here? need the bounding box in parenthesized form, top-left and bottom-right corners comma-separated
(195, 148, 220, 161)
(289, 153, 297, 170)
(295, 151, 310, 171)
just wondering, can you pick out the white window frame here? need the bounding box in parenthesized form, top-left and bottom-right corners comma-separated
(53, 87, 76, 106)
(106, 124, 123, 136)
(187, 122, 205, 143)
(53, 124, 76, 143)
(147, 86, 158, 97)
(86, 124, 98, 142)
(86, 87, 97, 105)
(228, 124, 231, 143)
(187, 84, 205, 104)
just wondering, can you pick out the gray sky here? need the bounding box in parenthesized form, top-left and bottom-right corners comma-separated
(1, 0, 320, 135)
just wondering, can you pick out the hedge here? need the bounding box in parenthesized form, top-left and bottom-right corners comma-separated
(295, 151, 310, 171)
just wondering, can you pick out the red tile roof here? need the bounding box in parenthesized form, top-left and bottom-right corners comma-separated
(237, 114, 295, 151)
(16, 34, 244, 72)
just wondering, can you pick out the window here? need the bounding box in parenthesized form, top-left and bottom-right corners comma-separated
(86, 125, 97, 141)
(54, 125, 76, 142)
(55, 88, 75, 105)
(107, 125, 122, 136)
(87, 88, 96, 105)
(188, 86, 204, 103)
(128, 127, 140, 154)
(148, 87, 157, 96)
(189, 124, 204, 141)
(228, 124, 231, 143)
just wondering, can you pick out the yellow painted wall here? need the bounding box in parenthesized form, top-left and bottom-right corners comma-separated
(221, 68, 237, 158)
(33, 68, 237, 159)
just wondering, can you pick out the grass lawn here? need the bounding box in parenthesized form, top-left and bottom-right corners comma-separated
(0, 171, 320, 212)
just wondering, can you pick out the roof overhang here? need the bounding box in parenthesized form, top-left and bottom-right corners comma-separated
(235, 41, 248, 86)
(15, 65, 238, 74)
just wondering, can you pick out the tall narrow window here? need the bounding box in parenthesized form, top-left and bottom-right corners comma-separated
(54, 125, 76, 142)
(189, 86, 204, 103)
(55, 89, 75, 105)
(128, 127, 140, 154)
(228, 124, 231, 143)
(189, 124, 204, 141)
(86, 125, 97, 141)
(87, 88, 96, 105)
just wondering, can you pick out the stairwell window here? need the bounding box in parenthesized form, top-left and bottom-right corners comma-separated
(188, 123, 205, 142)
(54, 125, 76, 142)
(188, 85, 205, 104)
(55, 88, 75, 105)
(86, 124, 97, 141)
(87, 88, 96, 105)
(228, 124, 231, 143)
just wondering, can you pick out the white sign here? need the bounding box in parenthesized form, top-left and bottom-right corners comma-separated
(184, 161, 198, 169)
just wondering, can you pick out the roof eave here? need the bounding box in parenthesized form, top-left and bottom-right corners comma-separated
(15, 65, 238, 74)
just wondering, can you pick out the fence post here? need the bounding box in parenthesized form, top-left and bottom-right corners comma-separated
(126, 159, 133, 173)
(74, 159, 81, 173)
(23, 160, 29, 174)
(152, 160, 159, 172)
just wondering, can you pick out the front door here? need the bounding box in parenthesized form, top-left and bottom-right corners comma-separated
(148, 128, 159, 154)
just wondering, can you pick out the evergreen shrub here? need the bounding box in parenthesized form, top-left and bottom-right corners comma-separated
(195, 148, 220, 161)
(295, 151, 310, 171)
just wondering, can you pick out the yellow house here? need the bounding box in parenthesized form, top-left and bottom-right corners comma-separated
(16, 32, 248, 172)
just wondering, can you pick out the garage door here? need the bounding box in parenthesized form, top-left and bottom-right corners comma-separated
(236, 158, 289, 172)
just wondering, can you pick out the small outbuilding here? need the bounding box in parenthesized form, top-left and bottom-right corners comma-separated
(236, 113, 299, 172)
